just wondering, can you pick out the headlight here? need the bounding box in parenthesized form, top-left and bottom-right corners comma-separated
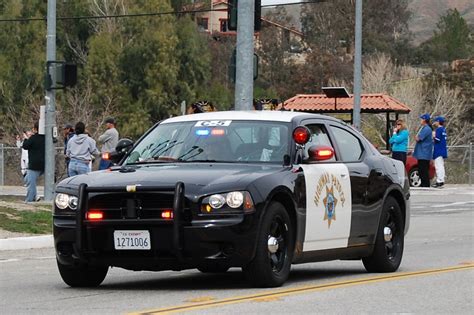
(55, 193, 78, 210)
(68, 196, 79, 210)
(201, 191, 254, 214)
(209, 194, 226, 209)
(226, 191, 244, 208)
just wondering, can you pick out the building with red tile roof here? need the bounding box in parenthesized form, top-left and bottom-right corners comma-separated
(283, 93, 411, 114)
(283, 93, 411, 150)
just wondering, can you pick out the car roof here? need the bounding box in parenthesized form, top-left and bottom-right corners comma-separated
(163, 110, 336, 124)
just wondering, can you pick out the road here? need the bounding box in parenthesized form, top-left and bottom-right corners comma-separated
(0, 186, 472, 314)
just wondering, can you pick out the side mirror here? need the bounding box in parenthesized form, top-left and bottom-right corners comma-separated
(307, 145, 335, 162)
(102, 138, 134, 164)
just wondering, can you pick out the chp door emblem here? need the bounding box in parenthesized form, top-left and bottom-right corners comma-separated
(313, 172, 346, 228)
(323, 186, 337, 227)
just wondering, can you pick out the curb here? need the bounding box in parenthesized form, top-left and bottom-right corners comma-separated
(0, 235, 53, 251)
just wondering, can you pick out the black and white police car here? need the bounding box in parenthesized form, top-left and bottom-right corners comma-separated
(54, 111, 410, 288)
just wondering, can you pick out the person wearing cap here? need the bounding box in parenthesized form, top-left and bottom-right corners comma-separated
(432, 116, 448, 188)
(66, 122, 99, 176)
(63, 123, 75, 176)
(98, 117, 119, 170)
(413, 113, 433, 187)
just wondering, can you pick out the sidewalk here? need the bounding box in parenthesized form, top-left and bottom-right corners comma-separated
(0, 185, 44, 197)
(0, 185, 50, 251)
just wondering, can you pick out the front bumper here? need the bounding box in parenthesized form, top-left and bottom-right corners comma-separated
(54, 183, 259, 271)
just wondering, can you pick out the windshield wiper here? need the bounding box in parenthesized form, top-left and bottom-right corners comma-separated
(178, 146, 204, 161)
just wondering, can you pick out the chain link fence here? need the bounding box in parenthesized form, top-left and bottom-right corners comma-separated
(0, 145, 68, 186)
(0, 143, 473, 186)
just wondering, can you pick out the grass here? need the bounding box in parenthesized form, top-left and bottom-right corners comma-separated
(0, 206, 52, 234)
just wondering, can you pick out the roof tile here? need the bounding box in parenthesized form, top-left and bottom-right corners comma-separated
(283, 94, 411, 113)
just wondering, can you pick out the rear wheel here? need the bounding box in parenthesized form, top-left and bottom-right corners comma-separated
(243, 202, 294, 287)
(363, 196, 404, 272)
(408, 167, 421, 187)
(57, 259, 108, 287)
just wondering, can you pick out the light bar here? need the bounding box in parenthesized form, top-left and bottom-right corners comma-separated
(195, 129, 210, 136)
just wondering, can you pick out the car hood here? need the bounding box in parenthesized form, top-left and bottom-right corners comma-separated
(57, 163, 285, 197)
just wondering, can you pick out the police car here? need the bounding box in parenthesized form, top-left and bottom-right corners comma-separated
(54, 111, 410, 288)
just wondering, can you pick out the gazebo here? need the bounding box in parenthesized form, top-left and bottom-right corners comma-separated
(282, 93, 411, 150)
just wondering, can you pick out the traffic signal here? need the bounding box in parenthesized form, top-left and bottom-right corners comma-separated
(227, 0, 261, 32)
(229, 49, 259, 83)
(45, 61, 77, 90)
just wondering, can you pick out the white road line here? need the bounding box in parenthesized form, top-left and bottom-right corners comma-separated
(0, 258, 20, 263)
(431, 202, 474, 208)
(422, 208, 474, 214)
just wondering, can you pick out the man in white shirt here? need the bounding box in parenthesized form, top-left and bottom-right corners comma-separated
(98, 117, 119, 170)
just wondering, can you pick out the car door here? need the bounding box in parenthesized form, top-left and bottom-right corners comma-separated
(298, 121, 353, 251)
(327, 124, 373, 246)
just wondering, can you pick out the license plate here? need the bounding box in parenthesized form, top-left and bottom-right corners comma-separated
(114, 230, 151, 250)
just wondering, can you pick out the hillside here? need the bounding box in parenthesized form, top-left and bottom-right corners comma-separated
(263, 1, 474, 46)
(409, 0, 474, 45)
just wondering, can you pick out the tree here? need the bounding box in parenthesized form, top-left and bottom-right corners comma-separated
(417, 9, 473, 63)
(0, 0, 45, 141)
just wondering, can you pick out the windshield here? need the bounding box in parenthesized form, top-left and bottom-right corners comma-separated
(124, 120, 290, 164)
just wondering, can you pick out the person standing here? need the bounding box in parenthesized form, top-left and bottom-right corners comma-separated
(66, 122, 99, 176)
(63, 124, 75, 176)
(22, 122, 45, 202)
(16, 129, 33, 183)
(413, 113, 433, 188)
(432, 116, 448, 188)
(389, 119, 409, 165)
(98, 117, 119, 170)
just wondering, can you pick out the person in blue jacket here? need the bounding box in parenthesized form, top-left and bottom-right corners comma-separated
(413, 113, 433, 187)
(389, 119, 409, 165)
(432, 116, 448, 188)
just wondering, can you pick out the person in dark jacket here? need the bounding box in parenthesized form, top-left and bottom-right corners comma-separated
(22, 122, 45, 202)
(413, 113, 433, 187)
(432, 116, 448, 188)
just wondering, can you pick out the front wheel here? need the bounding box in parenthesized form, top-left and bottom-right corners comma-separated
(57, 259, 108, 287)
(243, 202, 294, 287)
(363, 196, 404, 272)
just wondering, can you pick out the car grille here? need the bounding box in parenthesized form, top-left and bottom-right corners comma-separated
(88, 192, 175, 220)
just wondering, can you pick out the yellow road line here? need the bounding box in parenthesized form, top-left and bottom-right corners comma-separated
(130, 264, 474, 315)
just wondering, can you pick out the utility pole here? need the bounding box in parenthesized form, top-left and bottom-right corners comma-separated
(44, 0, 57, 201)
(234, 0, 254, 110)
(353, 0, 362, 130)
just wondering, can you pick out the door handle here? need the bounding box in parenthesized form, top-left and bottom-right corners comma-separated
(341, 173, 348, 178)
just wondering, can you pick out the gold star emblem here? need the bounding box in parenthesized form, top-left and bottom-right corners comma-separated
(323, 185, 337, 228)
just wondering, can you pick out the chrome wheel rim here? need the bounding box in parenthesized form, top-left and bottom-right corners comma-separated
(267, 216, 288, 273)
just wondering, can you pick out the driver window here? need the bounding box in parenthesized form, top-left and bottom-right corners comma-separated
(304, 124, 335, 162)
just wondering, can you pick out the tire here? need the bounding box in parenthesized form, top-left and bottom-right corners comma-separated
(243, 202, 294, 287)
(408, 167, 421, 187)
(57, 259, 108, 287)
(363, 196, 404, 273)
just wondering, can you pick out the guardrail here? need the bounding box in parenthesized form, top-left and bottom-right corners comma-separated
(0, 143, 473, 186)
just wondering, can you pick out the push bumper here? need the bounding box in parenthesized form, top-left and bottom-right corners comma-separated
(54, 183, 258, 271)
